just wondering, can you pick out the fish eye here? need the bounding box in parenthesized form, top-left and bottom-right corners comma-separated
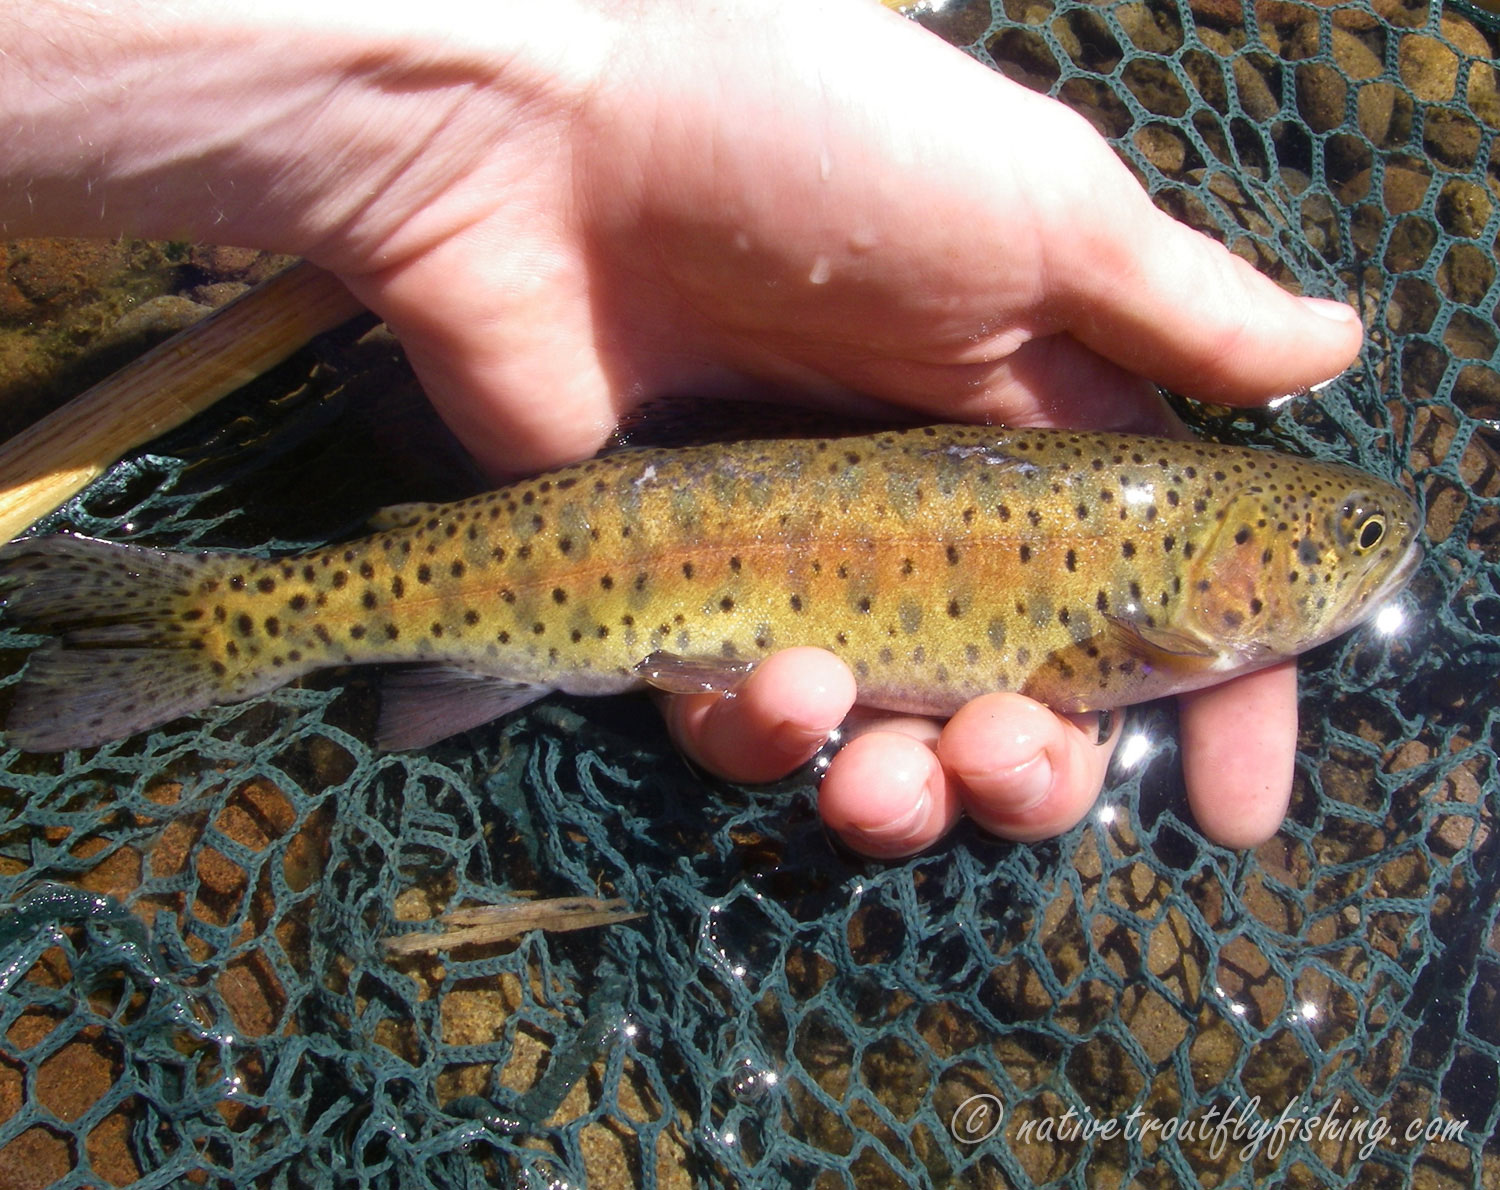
(1357, 515, 1385, 551)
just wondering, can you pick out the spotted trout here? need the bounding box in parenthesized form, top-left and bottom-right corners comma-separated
(0, 425, 1421, 752)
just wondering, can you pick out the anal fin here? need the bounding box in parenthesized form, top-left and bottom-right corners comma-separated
(377, 665, 551, 750)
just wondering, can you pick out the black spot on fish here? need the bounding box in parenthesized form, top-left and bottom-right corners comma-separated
(350, 624, 366, 640)
(235, 613, 253, 636)
(1066, 549, 1077, 572)
(552, 587, 567, 604)
(1163, 536, 1175, 554)
(720, 596, 735, 612)
(571, 629, 583, 642)
(729, 556, 742, 572)
(451, 560, 466, 578)
(559, 537, 573, 554)
(789, 594, 803, 612)
(498, 630, 510, 643)
(1122, 541, 1136, 559)
(417, 565, 432, 584)
(385, 624, 399, 641)
(359, 561, 375, 579)
(1234, 526, 1251, 545)
(682, 562, 695, 580)
(532, 622, 546, 635)
(464, 609, 480, 626)
(946, 545, 960, 565)
(362, 590, 377, 610)
(947, 598, 962, 618)
(1019, 545, 1031, 564)
(256, 575, 277, 593)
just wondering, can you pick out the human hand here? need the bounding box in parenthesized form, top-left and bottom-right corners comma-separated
(302, 0, 1355, 854)
(306, 0, 1356, 855)
(3, 0, 1361, 853)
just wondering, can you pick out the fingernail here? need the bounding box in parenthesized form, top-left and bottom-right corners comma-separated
(773, 718, 835, 758)
(1003, 753, 1055, 814)
(1299, 296, 1359, 324)
(850, 781, 932, 845)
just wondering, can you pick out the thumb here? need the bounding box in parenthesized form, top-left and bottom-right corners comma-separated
(1047, 171, 1363, 404)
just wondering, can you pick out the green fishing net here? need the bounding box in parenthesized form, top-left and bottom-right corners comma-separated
(2, 0, 1498, 1185)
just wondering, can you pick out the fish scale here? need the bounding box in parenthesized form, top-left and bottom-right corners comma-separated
(0, 425, 1422, 752)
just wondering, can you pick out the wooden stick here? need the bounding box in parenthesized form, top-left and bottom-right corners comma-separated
(0, 259, 367, 542)
(383, 896, 645, 957)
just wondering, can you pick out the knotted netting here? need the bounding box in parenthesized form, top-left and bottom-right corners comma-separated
(1, 0, 1498, 1185)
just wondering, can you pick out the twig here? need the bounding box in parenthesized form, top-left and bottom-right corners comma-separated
(384, 896, 645, 957)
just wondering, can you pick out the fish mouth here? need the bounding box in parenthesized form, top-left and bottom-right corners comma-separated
(1375, 531, 1424, 605)
(1350, 529, 1424, 632)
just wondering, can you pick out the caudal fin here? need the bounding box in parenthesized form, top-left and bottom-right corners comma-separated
(0, 535, 229, 751)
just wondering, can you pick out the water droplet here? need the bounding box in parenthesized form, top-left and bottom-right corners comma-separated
(727, 1057, 780, 1105)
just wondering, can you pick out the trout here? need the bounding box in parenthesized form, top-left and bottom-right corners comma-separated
(0, 425, 1422, 752)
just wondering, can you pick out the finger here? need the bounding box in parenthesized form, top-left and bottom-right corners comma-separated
(936, 693, 1118, 842)
(798, 328, 1189, 440)
(818, 725, 963, 858)
(1045, 171, 1364, 404)
(336, 235, 621, 478)
(660, 646, 857, 785)
(1177, 660, 1298, 847)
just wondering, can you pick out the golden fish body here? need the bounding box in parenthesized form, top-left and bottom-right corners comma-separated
(0, 426, 1422, 752)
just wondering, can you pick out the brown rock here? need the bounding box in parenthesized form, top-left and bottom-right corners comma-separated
(1425, 110, 1484, 170)
(1399, 31, 1460, 101)
(3, 238, 127, 313)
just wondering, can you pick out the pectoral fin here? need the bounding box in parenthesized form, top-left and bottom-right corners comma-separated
(378, 665, 551, 749)
(1104, 614, 1220, 670)
(633, 651, 758, 695)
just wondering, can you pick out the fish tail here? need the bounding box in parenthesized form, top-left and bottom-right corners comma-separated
(0, 535, 241, 751)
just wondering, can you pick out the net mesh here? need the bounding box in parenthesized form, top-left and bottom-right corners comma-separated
(2, 0, 1498, 1186)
